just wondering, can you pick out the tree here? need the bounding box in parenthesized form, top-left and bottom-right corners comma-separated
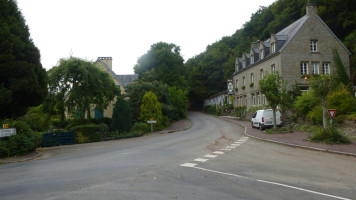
(333, 48, 352, 87)
(112, 96, 132, 132)
(134, 42, 188, 90)
(309, 75, 336, 129)
(259, 71, 288, 128)
(139, 91, 163, 129)
(0, 0, 47, 119)
(168, 86, 189, 120)
(45, 57, 119, 120)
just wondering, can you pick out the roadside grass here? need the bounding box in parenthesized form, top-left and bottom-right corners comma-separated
(296, 124, 352, 144)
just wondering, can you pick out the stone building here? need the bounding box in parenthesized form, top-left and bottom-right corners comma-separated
(85, 57, 138, 119)
(232, 3, 351, 110)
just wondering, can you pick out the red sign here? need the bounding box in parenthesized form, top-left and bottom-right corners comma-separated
(328, 109, 336, 120)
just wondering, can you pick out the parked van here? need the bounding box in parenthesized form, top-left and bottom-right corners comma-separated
(251, 109, 282, 130)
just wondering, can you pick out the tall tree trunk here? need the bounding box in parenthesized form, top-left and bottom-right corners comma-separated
(322, 98, 328, 129)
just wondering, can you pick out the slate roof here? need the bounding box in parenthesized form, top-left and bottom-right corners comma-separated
(96, 58, 138, 88)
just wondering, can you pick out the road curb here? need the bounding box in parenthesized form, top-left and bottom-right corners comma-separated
(218, 116, 356, 157)
(0, 151, 41, 164)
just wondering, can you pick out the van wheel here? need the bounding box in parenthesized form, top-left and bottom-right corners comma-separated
(259, 123, 264, 131)
(251, 122, 254, 128)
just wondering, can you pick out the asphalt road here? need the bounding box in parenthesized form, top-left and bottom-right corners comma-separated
(0, 112, 355, 200)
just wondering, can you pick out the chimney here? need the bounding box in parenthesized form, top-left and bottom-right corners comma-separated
(306, 2, 317, 16)
(97, 57, 112, 70)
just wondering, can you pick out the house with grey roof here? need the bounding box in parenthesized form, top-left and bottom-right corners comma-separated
(92, 57, 138, 118)
(232, 3, 351, 109)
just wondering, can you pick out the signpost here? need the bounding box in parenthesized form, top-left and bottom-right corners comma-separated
(147, 118, 157, 133)
(328, 109, 336, 126)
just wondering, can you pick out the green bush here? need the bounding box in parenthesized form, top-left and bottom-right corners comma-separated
(112, 96, 133, 132)
(216, 106, 222, 116)
(204, 105, 216, 115)
(2, 119, 32, 133)
(139, 91, 163, 130)
(20, 105, 50, 132)
(327, 85, 356, 116)
(235, 106, 247, 117)
(294, 92, 321, 118)
(131, 122, 149, 132)
(307, 105, 323, 125)
(7, 132, 38, 157)
(0, 144, 9, 158)
(311, 127, 351, 144)
(70, 124, 101, 143)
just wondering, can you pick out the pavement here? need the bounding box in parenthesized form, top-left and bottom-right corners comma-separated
(2, 114, 355, 165)
(219, 115, 356, 157)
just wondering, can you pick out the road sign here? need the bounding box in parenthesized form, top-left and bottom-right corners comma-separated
(147, 120, 157, 124)
(0, 128, 16, 138)
(3, 124, 8, 128)
(327, 109, 336, 120)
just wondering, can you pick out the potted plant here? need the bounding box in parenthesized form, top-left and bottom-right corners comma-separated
(242, 85, 246, 90)
(250, 83, 254, 87)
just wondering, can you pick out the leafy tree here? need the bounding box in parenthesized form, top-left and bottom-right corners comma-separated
(168, 86, 189, 120)
(45, 57, 119, 120)
(139, 91, 163, 129)
(125, 80, 171, 120)
(327, 84, 356, 116)
(309, 75, 336, 129)
(333, 48, 352, 87)
(112, 96, 133, 132)
(0, 0, 47, 119)
(134, 42, 188, 89)
(259, 71, 288, 128)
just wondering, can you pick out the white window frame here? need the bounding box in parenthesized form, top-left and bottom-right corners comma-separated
(235, 79, 238, 88)
(251, 73, 254, 84)
(252, 94, 256, 106)
(260, 69, 264, 79)
(312, 62, 319, 74)
(311, 40, 318, 52)
(322, 63, 330, 74)
(260, 49, 264, 59)
(250, 54, 254, 64)
(301, 62, 308, 74)
(257, 93, 260, 105)
(243, 76, 246, 86)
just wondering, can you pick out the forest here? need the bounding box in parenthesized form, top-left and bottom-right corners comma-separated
(184, 0, 356, 109)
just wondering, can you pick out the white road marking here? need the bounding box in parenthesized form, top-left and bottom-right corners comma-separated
(205, 154, 218, 158)
(230, 144, 240, 146)
(180, 164, 351, 200)
(257, 180, 351, 200)
(234, 142, 242, 144)
(213, 151, 224, 155)
(194, 158, 208, 162)
(180, 163, 197, 167)
(226, 146, 236, 149)
(220, 148, 231, 151)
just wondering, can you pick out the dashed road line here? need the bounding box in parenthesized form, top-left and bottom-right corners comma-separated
(213, 151, 224, 155)
(220, 148, 231, 151)
(180, 163, 197, 167)
(194, 158, 208, 162)
(204, 154, 217, 158)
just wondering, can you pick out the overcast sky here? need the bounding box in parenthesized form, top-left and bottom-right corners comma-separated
(16, 0, 275, 74)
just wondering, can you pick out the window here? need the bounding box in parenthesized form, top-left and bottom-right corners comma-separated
(252, 94, 256, 106)
(260, 69, 264, 79)
(271, 42, 276, 53)
(312, 62, 319, 74)
(237, 97, 239, 106)
(301, 62, 308, 74)
(322, 63, 330, 74)
(271, 64, 276, 74)
(311, 40, 318, 52)
(235, 79, 238, 88)
(260, 49, 264, 59)
(257, 93, 260, 105)
(251, 73, 254, 84)
(262, 94, 266, 105)
(243, 76, 246, 86)
(245, 96, 247, 106)
(250, 54, 254, 64)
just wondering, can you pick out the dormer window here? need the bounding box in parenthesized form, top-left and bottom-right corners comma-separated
(311, 40, 318, 52)
(250, 54, 254, 64)
(271, 42, 276, 53)
(260, 49, 264, 59)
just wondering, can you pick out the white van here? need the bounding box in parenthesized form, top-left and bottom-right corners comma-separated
(251, 109, 282, 130)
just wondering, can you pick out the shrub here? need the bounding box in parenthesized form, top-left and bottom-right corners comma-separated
(204, 105, 216, 114)
(235, 106, 247, 117)
(7, 132, 38, 156)
(70, 124, 101, 143)
(327, 84, 356, 116)
(131, 122, 149, 132)
(216, 106, 222, 116)
(139, 91, 163, 130)
(2, 119, 32, 133)
(311, 127, 351, 144)
(294, 92, 321, 119)
(0, 145, 9, 158)
(112, 96, 133, 132)
(20, 105, 50, 132)
(307, 105, 323, 125)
